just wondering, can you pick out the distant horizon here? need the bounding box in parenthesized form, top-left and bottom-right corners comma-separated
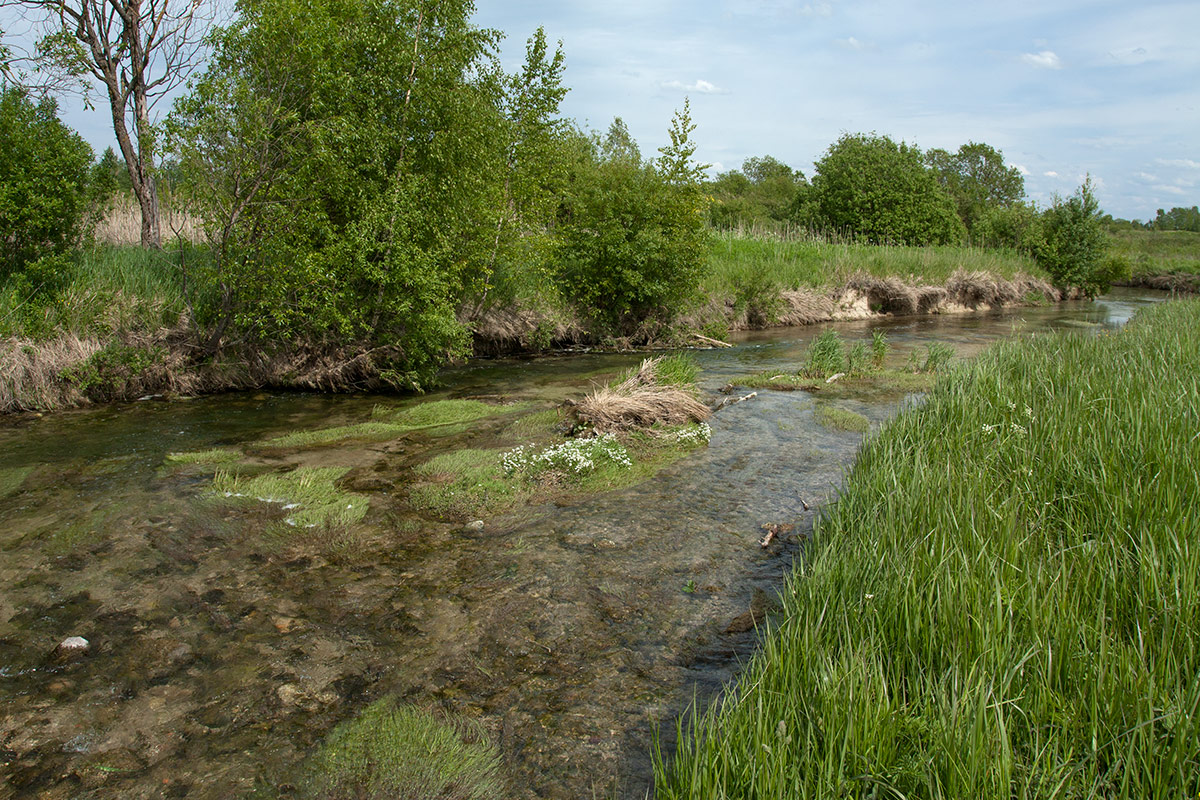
(6, 0, 1197, 222)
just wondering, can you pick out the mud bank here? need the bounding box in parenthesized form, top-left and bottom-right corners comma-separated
(1118, 273, 1200, 294)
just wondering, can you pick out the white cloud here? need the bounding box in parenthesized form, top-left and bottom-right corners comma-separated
(800, 2, 833, 17)
(836, 36, 868, 50)
(1137, 172, 1159, 182)
(1153, 185, 1187, 196)
(1156, 158, 1200, 170)
(1107, 46, 1150, 66)
(1015, 164, 1030, 176)
(1022, 50, 1062, 69)
(662, 79, 730, 95)
(1044, 171, 1059, 177)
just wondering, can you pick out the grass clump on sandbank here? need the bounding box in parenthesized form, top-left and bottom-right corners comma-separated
(656, 298, 1200, 799)
(410, 356, 713, 520)
(814, 404, 870, 433)
(296, 698, 505, 800)
(211, 466, 367, 528)
(731, 329, 949, 397)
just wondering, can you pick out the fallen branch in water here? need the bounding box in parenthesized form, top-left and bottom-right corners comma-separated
(693, 333, 733, 348)
(714, 391, 757, 411)
(760, 522, 794, 548)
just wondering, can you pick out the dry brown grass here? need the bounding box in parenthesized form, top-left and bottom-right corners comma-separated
(95, 195, 204, 245)
(573, 357, 711, 434)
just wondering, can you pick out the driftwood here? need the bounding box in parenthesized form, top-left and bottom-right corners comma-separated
(713, 391, 757, 412)
(760, 522, 794, 548)
(693, 333, 733, 348)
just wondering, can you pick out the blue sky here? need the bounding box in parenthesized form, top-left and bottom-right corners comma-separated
(10, 0, 1198, 221)
(474, 0, 1199, 221)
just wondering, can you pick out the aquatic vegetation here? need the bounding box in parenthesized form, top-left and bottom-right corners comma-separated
(499, 407, 561, 443)
(410, 449, 521, 519)
(733, 367, 934, 398)
(501, 434, 632, 478)
(814, 405, 870, 433)
(657, 299, 1200, 799)
(210, 466, 367, 528)
(0, 465, 33, 498)
(374, 398, 525, 429)
(908, 340, 955, 372)
(296, 699, 505, 800)
(164, 447, 241, 465)
(260, 399, 526, 449)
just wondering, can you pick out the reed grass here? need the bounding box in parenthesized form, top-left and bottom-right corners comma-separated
(656, 298, 1200, 799)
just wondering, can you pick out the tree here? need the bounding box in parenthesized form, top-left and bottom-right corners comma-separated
(554, 106, 709, 335)
(1153, 206, 1200, 232)
(1033, 178, 1112, 295)
(4, 0, 211, 248)
(925, 141, 1025, 232)
(707, 154, 806, 229)
(809, 133, 965, 245)
(0, 86, 94, 293)
(170, 0, 507, 387)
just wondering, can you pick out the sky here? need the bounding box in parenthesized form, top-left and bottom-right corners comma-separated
(471, 0, 1200, 221)
(7, 0, 1198, 221)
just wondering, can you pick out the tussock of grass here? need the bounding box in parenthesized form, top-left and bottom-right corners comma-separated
(814, 404, 869, 433)
(657, 299, 1200, 799)
(409, 449, 520, 519)
(297, 698, 505, 800)
(0, 465, 33, 499)
(499, 408, 561, 442)
(211, 466, 367, 528)
(165, 447, 241, 465)
(576, 356, 710, 434)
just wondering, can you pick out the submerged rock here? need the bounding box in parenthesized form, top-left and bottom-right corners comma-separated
(51, 636, 90, 663)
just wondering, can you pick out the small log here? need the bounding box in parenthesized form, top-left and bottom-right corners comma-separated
(693, 333, 733, 348)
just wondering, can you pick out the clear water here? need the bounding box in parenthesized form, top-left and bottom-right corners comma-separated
(0, 289, 1166, 799)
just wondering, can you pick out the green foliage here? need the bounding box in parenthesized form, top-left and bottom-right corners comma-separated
(1152, 205, 1200, 232)
(170, 0, 507, 386)
(58, 342, 164, 400)
(1033, 178, 1111, 295)
(553, 107, 709, 335)
(0, 88, 95, 298)
(807, 133, 966, 246)
(297, 699, 505, 800)
(801, 329, 847, 378)
(871, 329, 889, 368)
(907, 341, 955, 372)
(658, 299, 1200, 799)
(926, 141, 1025, 231)
(165, 448, 241, 465)
(971, 202, 1042, 251)
(707, 154, 808, 230)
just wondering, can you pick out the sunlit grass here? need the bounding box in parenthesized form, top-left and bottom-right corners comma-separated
(210, 466, 368, 528)
(657, 298, 1200, 799)
(165, 447, 241, 465)
(814, 404, 869, 433)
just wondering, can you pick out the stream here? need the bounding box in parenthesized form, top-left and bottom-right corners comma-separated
(0, 289, 1166, 799)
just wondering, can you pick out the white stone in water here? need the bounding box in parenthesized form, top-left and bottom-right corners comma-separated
(52, 636, 90, 662)
(465, 520, 485, 532)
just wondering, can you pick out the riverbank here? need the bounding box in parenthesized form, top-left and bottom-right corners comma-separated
(654, 297, 1200, 798)
(1, 239, 1065, 415)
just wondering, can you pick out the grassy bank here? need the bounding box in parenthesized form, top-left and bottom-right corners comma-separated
(655, 299, 1200, 798)
(2, 236, 1063, 414)
(1108, 228, 1200, 291)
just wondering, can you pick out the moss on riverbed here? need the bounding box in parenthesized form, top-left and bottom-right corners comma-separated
(211, 466, 368, 528)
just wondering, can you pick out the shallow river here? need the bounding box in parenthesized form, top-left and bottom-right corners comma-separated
(0, 290, 1165, 799)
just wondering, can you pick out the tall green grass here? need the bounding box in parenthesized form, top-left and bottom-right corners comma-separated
(1108, 229, 1200, 278)
(656, 299, 1200, 799)
(1, 245, 193, 338)
(703, 232, 1042, 297)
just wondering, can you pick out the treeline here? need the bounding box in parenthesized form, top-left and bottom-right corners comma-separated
(2, 0, 708, 388)
(708, 134, 1124, 293)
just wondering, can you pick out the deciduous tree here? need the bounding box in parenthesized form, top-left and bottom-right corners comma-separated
(3, 0, 211, 248)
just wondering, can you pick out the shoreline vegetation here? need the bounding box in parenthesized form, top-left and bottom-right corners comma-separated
(654, 298, 1200, 799)
(2, 235, 1066, 416)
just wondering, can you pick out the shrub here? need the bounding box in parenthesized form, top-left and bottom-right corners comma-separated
(1033, 179, 1111, 295)
(808, 133, 966, 246)
(0, 88, 95, 296)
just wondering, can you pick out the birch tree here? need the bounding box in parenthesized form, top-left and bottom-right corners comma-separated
(3, 0, 211, 247)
